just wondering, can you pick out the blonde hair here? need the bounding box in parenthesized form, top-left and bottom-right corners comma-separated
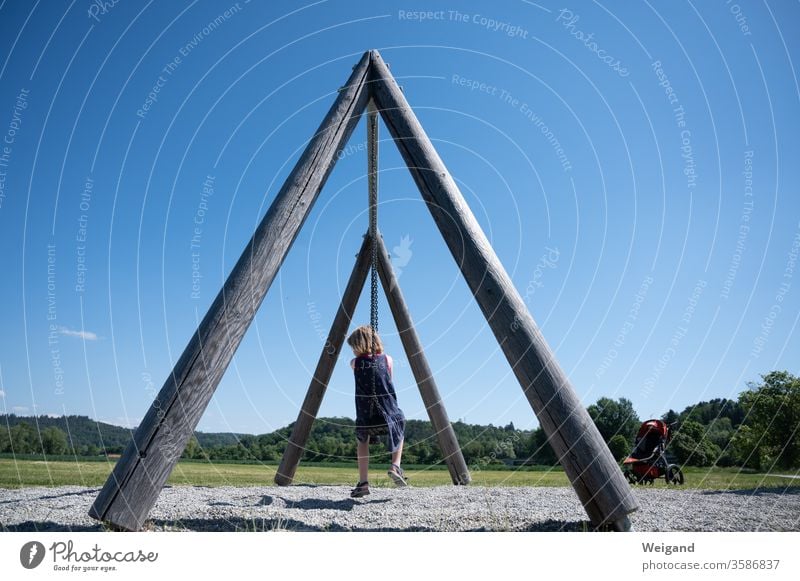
(346, 325, 383, 356)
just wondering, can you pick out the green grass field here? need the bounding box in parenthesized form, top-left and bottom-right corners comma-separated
(0, 458, 797, 490)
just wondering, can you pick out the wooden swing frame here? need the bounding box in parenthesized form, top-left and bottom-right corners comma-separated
(89, 50, 638, 532)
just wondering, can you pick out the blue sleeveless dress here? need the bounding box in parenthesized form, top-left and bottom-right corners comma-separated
(353, 353, 405, 452)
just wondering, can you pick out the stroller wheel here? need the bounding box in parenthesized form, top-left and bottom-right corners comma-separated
(666, 465, 685, 485)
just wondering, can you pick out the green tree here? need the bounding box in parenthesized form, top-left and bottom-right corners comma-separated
(0, 427, 11, 453)
(317, 436, 340, 459)
(259, 445, 278, 462)
(462, 441, 484, 464)
(527, 427, 558, 466)
(182, 436, 201, 459)
(706, 418, 736, 466)
(678, 398, 745, 427)
(10, 422, 36, 454)
(662, 409, 679, 425)
(587, 397, 640, 443)
(498, 440, 516, 461)
(736, 371, 800, 469)
(668, 420, 721, 467)
(41, 426, 68, 456)
(413, 441, 434, 464)
(730, 424, 762, 470)
(608, 434, 630, 461)
(663, 399, 744, 467)
(706, 417, 733, 448)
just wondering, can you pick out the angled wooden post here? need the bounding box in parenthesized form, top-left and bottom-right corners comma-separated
(369, 50, 637, 529)
(375, 234, 471, 485)
(89, 52, 372, 531)
(275, 234, 373, 485)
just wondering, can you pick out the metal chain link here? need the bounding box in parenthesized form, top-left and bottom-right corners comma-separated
(367, 100, 380, 415)
(368, 102, 379, 341)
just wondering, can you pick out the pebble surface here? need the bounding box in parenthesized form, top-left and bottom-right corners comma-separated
(1, 485, 798, 532)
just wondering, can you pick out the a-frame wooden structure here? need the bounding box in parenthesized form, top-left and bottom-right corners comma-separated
(89, 50, 639, 532)
(274, 98, 470, 488)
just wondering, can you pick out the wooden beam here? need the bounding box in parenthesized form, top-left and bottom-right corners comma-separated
(368, 50, 638, 527)
(375, 234, 471, 485)
(89, 52, 372, 531)
(275, 234, 373, 485)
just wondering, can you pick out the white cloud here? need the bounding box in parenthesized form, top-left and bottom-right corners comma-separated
(58, 326, 99, 341)
(0, 390, 5, 398)
(11, 406, 29, 414)
(44, 413, 62, 418)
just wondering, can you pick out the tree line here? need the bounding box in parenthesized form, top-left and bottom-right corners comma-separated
(2, 370, 797, 470)
(180, 418, 542, 466)
(589, 371, 799, 470)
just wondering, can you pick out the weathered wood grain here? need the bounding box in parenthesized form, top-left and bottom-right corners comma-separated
(368, 50, 638, 526)
(89, 52, 372, 531)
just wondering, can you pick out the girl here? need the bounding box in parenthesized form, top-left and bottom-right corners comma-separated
(346, 325, 407, 497)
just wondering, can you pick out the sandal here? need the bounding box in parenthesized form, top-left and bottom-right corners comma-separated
(387, 463, 408, 487)
(350, 480, 370, 498)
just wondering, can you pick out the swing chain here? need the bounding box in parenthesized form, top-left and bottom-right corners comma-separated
(367, 100, 380, 420)
(368, 101, 379, 340)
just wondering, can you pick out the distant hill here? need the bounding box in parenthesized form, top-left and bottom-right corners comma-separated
(180, 417, 540, 466)
(1, 414, 133, 454)
(194, 431, 247, 448)
(3, 373, 796, 470)
(0, 413, 543, 466)
(0, 414, 247, 455)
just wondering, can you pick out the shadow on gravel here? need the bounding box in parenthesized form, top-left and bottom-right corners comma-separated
(699, 487, 800, 497)
(322, 524, 439, 532)
(145, 516, 586, 532)
(3, 521, 103, 532)
(276, 496, 391, 511)
(1, 517, 587, 533)
(146, 517, 439, 532)
(0, 488, 98, 505)
(149, 516, 321, 531)
(517, 519, 587, 532)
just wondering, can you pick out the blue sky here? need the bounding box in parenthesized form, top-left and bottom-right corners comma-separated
(0, 0, 797, 435)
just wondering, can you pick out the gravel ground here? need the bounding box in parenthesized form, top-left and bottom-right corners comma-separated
(1, 485, 799, 532)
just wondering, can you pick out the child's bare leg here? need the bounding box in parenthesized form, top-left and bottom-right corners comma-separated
(391, 438, 404, 467)
(357, 439, 370, 483)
